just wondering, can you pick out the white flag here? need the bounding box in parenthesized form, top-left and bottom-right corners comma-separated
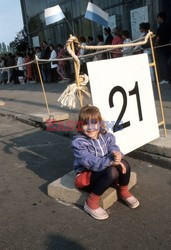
(44, 5, 65, 25)
(85, 2, 108, 27)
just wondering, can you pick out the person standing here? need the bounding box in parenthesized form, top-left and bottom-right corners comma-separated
(111, 27, 123, 58)
(78, 36, 87, 74)
(49, 45, 58, 82)
(135, 23, 155, 82)
(56, 44, 66, 81)
(17, 52, 25, 84)
(24, 52, 33, 83)
(121, 30, 133, 57)
(104, 27, 113, 45)
(93, 35, 105, 61)
(41, 41, 51, 83)
(155, 12, 171, 84)
(86, 36, 96, 62)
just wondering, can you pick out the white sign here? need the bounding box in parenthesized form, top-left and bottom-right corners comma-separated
(87, 54, 159, 154)
(108, 15, 116, 30)
(32, 36, 40, 47)
(130, 6, 148, 40)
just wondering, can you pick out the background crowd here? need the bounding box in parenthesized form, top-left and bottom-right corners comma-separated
(0, 12, 170, 85)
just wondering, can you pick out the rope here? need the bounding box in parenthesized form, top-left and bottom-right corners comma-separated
(0, 60, 34, 71)
(0, 35, 170, 72)
(66, 36, 80, 75)
(78, 31, 153, 51)
(57, 74, 90, 109)
(57, 36, 87, 108)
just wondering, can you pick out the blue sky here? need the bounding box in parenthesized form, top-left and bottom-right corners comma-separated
(0, 0, 23, 46)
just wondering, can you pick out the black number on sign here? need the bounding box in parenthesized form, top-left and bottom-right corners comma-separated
(109, 82, 143, 133)
(109, 86, 130, 132)
(129, 81, 143, 121)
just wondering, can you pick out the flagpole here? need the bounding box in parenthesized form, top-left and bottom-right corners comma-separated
(65, 17, 75, 35)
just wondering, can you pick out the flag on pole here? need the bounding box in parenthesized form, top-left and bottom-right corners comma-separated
(85, 2, 109, 27)
(44, 5, 65, 25)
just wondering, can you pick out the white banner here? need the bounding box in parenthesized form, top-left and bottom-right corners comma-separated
(87, 54, 159, 154)
(130, 6, 148, 40)
(32, 36, 40, 47)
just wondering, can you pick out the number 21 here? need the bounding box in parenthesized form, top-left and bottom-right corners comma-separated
(109, 81, 143, 132)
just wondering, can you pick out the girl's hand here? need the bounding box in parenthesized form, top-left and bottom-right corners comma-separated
(112, 151, 122, 163)
(118, 162, 126, 174)
(111, 161, 126, 174)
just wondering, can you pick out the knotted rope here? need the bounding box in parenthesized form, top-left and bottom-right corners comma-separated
(57, 31, 154, 109)
(57, 35, 90, 109)
(58, 74, 90, 109)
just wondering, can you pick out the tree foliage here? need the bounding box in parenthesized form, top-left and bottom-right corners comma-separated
(9, 29, 28, 52)
(0, 42, 7, 53)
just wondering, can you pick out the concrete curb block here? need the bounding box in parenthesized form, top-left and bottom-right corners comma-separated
(48, 171, 137, 210)
(0, 111, 38, 127)
(139, 130, 171, 158)
(128, 150, 171, 170)
(29, 112, 69, 123)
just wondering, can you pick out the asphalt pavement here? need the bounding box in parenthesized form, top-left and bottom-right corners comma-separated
(0, 116, 171, 250)
(0, 81, 171, 249)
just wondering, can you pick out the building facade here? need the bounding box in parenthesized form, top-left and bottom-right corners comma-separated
(20, 0, 170, 47)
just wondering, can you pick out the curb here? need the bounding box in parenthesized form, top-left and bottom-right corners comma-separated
(0, 111, 38, 127)
(128, 150, 171, 170)
(0, 110, 170, 167)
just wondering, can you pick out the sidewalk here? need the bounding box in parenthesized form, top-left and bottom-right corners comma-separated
(0, 81, 171, 167)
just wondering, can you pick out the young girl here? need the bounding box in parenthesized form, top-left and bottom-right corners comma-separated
(72, 105, 139, 220)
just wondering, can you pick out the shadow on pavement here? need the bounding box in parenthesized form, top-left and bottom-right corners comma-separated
(1, 129, 74, 195)
(45, 234, 86, 250)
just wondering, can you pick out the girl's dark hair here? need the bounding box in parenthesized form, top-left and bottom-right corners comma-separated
(76, 105, 106, 133)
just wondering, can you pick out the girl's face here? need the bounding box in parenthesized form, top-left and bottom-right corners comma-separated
(82, 123, 99, 139)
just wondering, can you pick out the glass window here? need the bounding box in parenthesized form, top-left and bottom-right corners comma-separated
(28, 16, 40, 33)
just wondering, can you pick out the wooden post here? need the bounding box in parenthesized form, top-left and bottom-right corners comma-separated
(149, 34, 167, 137)
(35, 56, 50, 114)
(70, 35, 83, 108)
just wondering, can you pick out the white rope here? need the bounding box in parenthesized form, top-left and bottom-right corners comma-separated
(57, 74, 90, 109)
(0, 60, 35, 71)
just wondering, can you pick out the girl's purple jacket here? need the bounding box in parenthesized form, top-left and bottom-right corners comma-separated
(72, 132, 121, 173)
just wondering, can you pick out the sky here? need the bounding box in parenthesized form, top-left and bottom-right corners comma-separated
(0, 0, 23, 46)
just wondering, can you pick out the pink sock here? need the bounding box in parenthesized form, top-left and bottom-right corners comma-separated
(119, 185, 132, 198)
(86, 192, 100, 209)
